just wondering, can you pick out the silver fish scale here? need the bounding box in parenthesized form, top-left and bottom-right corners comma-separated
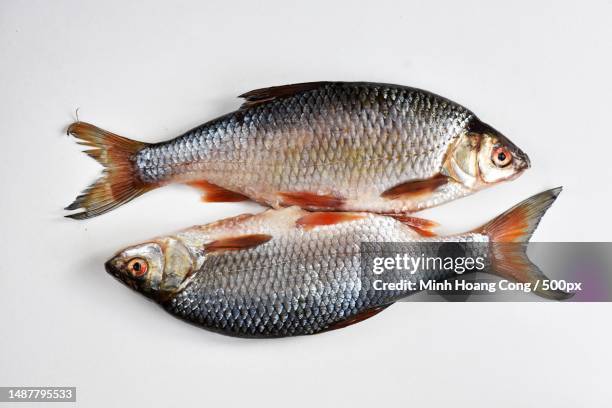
(164, 215, 487, 337)
(134, 83, 474, 207)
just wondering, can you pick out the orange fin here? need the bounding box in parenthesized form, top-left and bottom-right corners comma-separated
(239, 82, 328, 109)
(475, 187, 561, 243)
(323, 304, 392, 332)
(387, 214, 439, 237)
(296, 212, 365, 230)
(381, 174, 449, 200)
(204, 234, 272, 253)
(408, 227, 437, 237)
(187, 181, 249, 203)
(278, 191, 345, 209)
(65, 122, 153, 220)
(476, 187, 571, 300)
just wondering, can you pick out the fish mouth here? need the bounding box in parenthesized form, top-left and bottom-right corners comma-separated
(105, 259, 141, 291)
(508, 150, 530, 180)
(506, 166, 528, 182)
(105, 259, 121, 278)
(519, 151, 531, 170)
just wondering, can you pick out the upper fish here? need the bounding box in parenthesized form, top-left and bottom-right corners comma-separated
(105, 188, 567, 338)
(66, 82, 530, 219)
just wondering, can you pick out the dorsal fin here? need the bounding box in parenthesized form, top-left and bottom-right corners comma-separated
(239, 82, 329, 109)
(322, 304, 392, 333)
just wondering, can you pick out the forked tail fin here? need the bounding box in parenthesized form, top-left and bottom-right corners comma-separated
(65, 122, 153, 220)
(475, 187, 572, 300)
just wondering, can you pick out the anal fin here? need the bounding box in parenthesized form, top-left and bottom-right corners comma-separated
(386, 214, 439, 237)
(187, 181, 249, 203)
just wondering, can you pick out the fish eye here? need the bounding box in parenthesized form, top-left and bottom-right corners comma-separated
(127, 258, 148, 278)
(492, 147, 512, 168)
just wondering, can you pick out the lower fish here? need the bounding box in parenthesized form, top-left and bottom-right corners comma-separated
(105, 188, 568, 338)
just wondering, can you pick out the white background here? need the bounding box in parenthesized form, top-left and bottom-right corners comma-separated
(1, 0, 611, 406)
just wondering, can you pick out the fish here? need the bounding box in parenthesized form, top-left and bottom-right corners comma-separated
(105, 188, 568, 338)
(66, 81, 530, 219)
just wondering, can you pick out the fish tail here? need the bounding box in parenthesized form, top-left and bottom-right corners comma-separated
(65, 122, 154, 220)
(476, 187, 572, 300)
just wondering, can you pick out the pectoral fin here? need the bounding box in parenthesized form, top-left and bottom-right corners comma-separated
(296, 212, 365, 230)
(204, 234, 272, 253)
(381, 174, 449, 200)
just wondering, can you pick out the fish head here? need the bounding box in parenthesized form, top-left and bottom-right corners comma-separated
(105, 237, 196, 301)
(443, 118, 530, 189)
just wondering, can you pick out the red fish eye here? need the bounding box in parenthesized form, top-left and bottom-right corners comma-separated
(492, 147, 512, 168)
(127, 258, 148, 277)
